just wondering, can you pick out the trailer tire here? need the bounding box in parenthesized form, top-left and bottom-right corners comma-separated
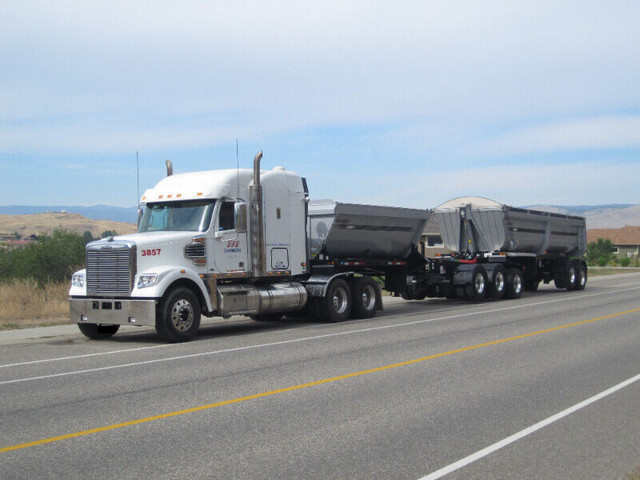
(156, 287, 201, 343)
(465, 267, 487, 301)
(317, 278, 352, 322)
(487, 266, 506, 299)
(350, 277, 380, 319)
(77, 323, 119, 340)
(575, 262, 587, 291)
(505, 268, 524, 299)
(564, 263, 578, 291)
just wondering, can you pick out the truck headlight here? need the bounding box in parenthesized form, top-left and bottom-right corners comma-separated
(72, 273, 85, 288)
(137, 273, 159, 288)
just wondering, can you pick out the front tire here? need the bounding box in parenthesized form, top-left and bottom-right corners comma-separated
(156, 287, 201, 343)
(77, 323, 119, 340)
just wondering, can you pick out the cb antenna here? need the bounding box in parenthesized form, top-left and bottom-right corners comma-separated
(236, 139, 240, 198)
(136, 151, 140, 206)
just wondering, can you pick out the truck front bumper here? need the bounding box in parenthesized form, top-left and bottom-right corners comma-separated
(69, 297, 157, 327)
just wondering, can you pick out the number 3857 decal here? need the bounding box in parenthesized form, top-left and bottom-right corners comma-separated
(141, 249, 162, 256)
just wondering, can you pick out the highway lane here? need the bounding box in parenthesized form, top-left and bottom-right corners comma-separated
(1, 273, 639, 479)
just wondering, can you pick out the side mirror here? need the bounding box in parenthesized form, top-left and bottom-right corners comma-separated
(235, 201, 247, 233)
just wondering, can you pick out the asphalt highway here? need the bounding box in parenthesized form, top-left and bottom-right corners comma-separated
(1, 273, 639, 479)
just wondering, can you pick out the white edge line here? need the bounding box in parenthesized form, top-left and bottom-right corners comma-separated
(418, 372, 640, 480)
(1, 285, 640, 383)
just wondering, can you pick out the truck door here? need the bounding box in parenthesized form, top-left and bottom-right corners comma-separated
(211, 200, 248, 274)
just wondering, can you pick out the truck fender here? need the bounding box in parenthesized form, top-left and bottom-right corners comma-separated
(132, 265, 213, 312)
(303, 272, 354, 298)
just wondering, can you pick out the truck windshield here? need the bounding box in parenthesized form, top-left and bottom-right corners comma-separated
(138, 200, 216, 233)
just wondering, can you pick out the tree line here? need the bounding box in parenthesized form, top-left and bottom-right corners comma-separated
(0, 230, 117, 286)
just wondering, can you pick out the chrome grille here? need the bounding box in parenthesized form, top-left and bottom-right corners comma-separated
(86, 243, 136, 296)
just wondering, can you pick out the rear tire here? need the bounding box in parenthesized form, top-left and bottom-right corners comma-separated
(575, 262, 587, 291)
(350, 277, 380, 319)
(156, 287, 201, 343)
(317, 278, 352, 322)
(565, 263, 578, 291)
(487, 266, 506, 299)
(77, 323, 119, 340)
(505, 268, 524, 299)
(465, 267, 487, 302)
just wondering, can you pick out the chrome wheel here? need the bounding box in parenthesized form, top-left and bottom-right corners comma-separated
(475, 273, 486, 295)
(332, 286, 349, 315)
(171, 299, 194, 331)
(360, 284, 377, 311)
(494, 271, 505, 294)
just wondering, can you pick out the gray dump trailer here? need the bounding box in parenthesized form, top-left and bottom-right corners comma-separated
(435, 196, 586, 256)
(309, 201, 430, 259)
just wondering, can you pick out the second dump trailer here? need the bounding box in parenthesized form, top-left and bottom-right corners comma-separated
(407, 197, 587, 301)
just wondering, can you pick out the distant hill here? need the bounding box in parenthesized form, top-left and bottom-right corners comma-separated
(0, 205, 139, 224)
(0, 212, 137, 238)
(524, 204, 640, 228)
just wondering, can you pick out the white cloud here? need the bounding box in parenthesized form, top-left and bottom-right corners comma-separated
(342, 159, 638, 209)
(473, 116, 640, 156)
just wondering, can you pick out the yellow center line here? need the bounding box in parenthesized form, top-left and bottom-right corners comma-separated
(2, 307, 639, 454)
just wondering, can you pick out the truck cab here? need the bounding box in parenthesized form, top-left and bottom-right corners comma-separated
(69, 153, 308, 342)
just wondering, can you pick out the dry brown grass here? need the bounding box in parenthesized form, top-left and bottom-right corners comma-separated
(0, 279, 70, 330)
(0, 212, 136, 238)
(626, 465, 640, 480)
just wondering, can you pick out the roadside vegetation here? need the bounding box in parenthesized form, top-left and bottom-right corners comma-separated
(0, 233, 638, 331)
(586, 238, 639, 268)
(0, 229, 116, 330)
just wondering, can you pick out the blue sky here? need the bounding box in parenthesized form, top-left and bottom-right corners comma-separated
(1, 1, 639, 209)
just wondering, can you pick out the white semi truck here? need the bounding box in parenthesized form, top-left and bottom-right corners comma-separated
(69, 152, 588, 342)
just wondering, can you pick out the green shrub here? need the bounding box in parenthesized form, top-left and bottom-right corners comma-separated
(597, 256, 608, 267)
(620, 257, 631, 267)
(587, 238, 614, 264)
(0, 229, 86, 286)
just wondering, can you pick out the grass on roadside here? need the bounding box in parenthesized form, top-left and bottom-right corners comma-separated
(0, 279, 70, 330)
(588, 266, 640, 276)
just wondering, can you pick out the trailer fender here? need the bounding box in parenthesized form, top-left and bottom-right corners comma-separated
(452, 264, 481, 286)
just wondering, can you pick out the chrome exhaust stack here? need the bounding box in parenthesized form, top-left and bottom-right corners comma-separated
(250, 151, 266, 278)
